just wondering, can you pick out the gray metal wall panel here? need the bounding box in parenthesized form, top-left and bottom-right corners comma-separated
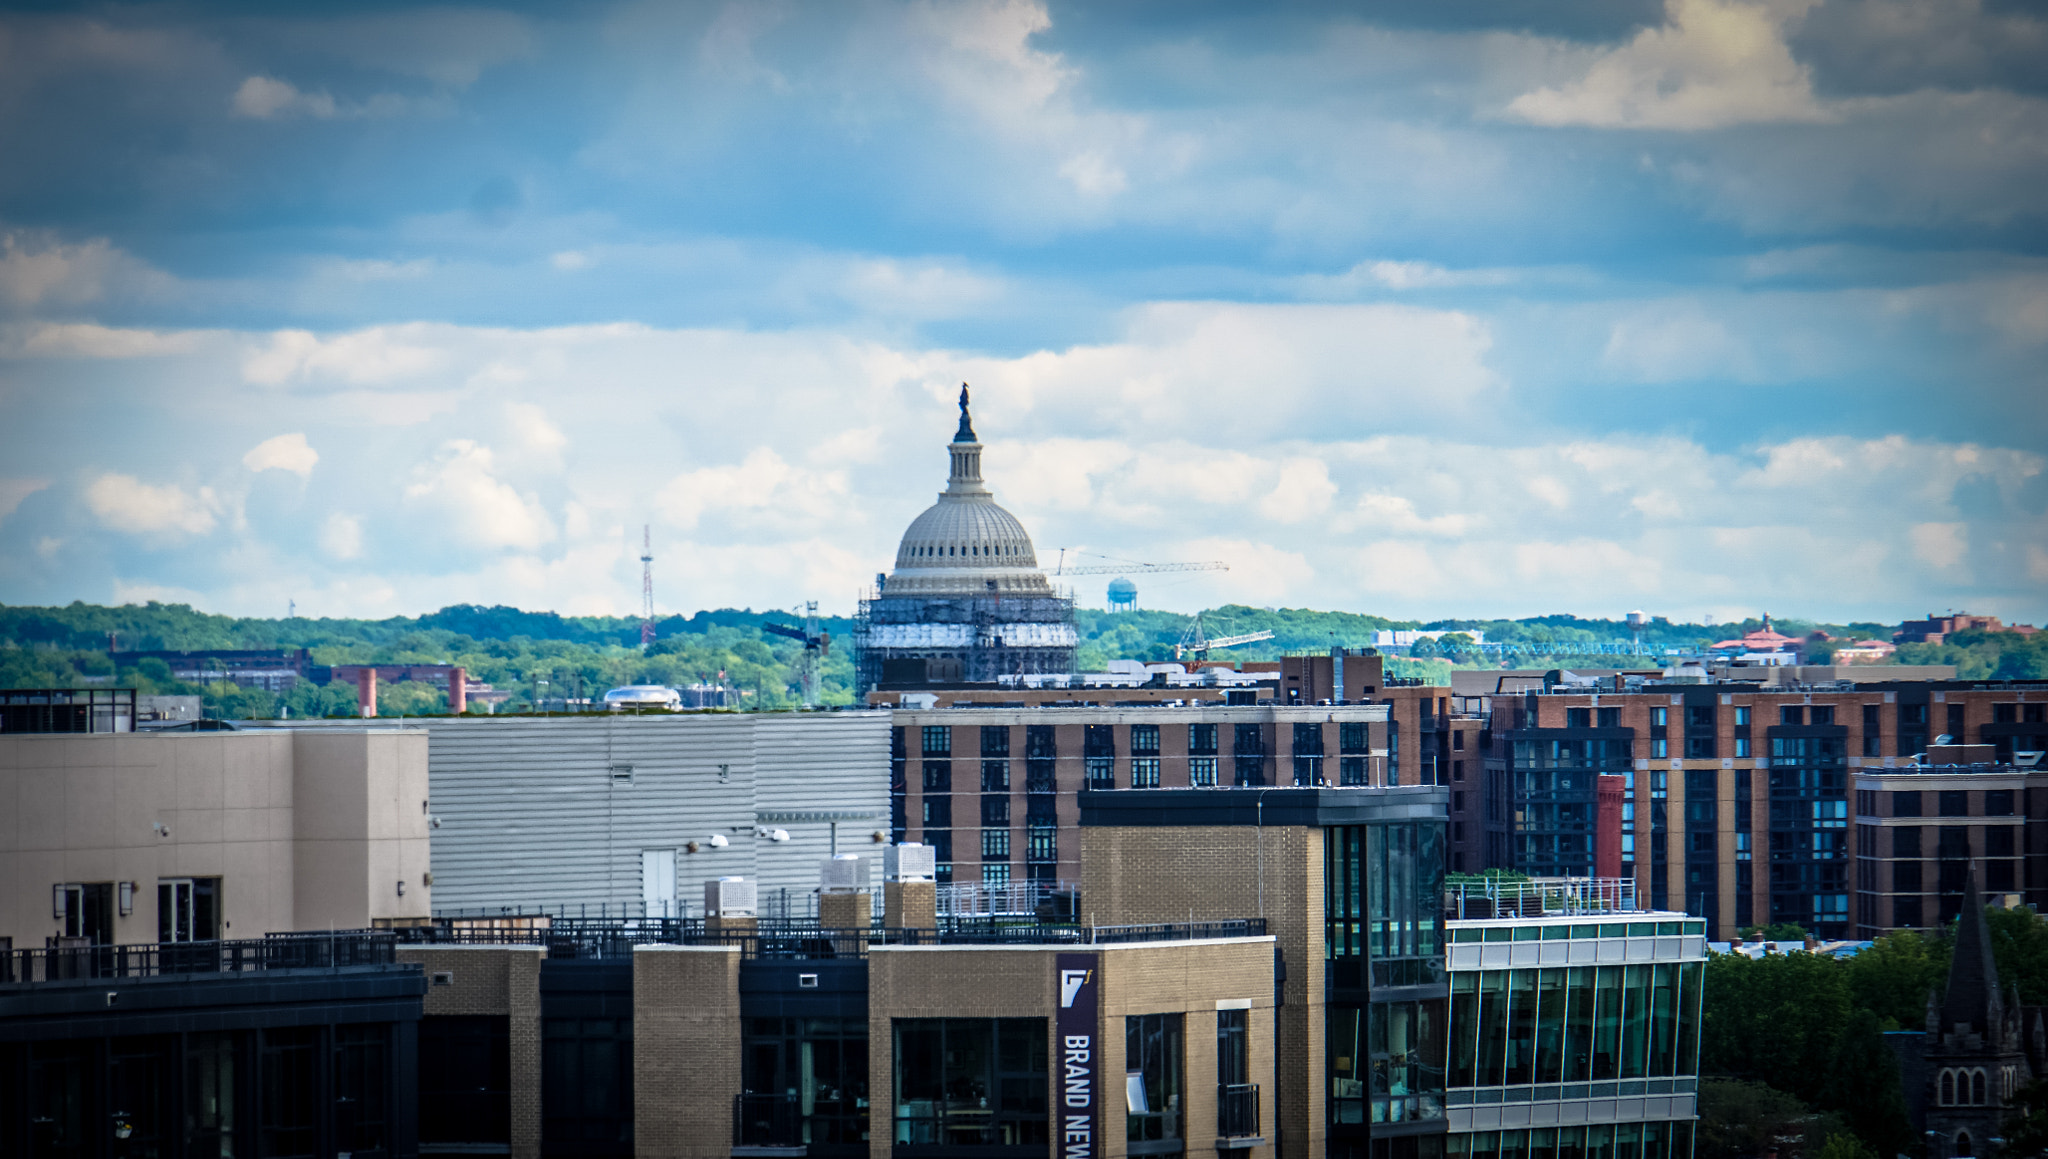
(280, 713, 889, 916)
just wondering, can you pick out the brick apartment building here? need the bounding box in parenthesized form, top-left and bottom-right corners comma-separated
(1475, 679, 2048, 940)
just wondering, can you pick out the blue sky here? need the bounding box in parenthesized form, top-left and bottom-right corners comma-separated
(1, 0, 2043, 625)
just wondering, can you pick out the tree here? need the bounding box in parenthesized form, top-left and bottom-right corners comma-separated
(2005, 1076, 2048, 1157)
(1844, 928, 1948, 1029)
(1700, 951, 1851, 1107)
(1697, 1080, 1831, 1159)
(1818, 1010, 1918, 1157)
(1986, 905, 2048, 1004)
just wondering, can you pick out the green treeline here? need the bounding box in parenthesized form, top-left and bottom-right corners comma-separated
(3, 600, 2043, 719)
(1697, 909, 2048, 1159)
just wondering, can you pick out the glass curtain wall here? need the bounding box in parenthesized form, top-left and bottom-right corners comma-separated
(1328, 820, 1449, 1132)
(1448, 1123, 1695, 1159)
(892, 1019, 1049, 1148)
(1446, 962, 1703, 1091)
(1126, 1013, 1185, 1153)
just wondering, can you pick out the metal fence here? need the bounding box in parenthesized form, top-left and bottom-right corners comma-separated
(2, 916, 1271, 985)
(934, 880, 1076, 917)
(1218, 1083, 1261, 1138)
(1443, 877, 1639, 920)
(0, 931, 396, 985)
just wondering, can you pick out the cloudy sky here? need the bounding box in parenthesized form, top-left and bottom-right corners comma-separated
(1, 0, 2044, 625)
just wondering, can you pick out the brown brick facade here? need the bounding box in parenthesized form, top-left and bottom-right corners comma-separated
(633, 945, 743, 1159)
(397, 945, 545, 1159)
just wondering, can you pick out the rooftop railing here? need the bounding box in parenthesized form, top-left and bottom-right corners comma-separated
(1443, 877, 1640, 920)
(1, 916, 1272, 986)
(0, 930, 396, 986)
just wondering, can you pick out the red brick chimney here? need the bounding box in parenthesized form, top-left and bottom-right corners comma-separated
(1596, 773, 1626, 879)
(448, 666, 466, 715)
(358, 667, 378, 718)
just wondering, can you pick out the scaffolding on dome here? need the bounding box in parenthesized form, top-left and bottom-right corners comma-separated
(853, 586, 1077, 691)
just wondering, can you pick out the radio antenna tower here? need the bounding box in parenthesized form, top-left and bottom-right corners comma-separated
(639, 525, 657, 647)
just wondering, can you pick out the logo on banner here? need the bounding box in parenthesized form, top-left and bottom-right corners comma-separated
(1060, 968, 1093, 1007)
(1056, 953, 1100, 1159)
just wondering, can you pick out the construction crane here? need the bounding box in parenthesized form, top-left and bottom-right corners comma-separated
(1051, 549, 1229, 576)
(1174, 612, 1275, 662)
(762, 601, 830, 707)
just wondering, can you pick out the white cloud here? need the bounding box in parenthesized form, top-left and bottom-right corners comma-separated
(230, 76, 418, 120)
(1338, 493, 1476, 537)
(1909, 521, 1968, 571)
(8, 323, 205, 359)
(0, 234, 174, 310)
(242, 433, 319, 478)
(1506, 0, 1832, 131)
(656, 448, 852, 532)
(320, 513, 364, 560)
(505, 402, 567, 457)
(83, 475, 219, 538)
(1258, 458, 1337, 524)
(242, 326, 448, 386)
(403, 440, 555, 550)
(0, 478, 49, 521)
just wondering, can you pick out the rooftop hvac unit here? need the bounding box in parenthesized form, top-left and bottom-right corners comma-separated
(885, 843, 936, 882)
(704, 876, 758, 917)
(820, 853, 869, 894)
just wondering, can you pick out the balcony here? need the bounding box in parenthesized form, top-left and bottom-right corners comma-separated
(1218, 1083, 1262, 1143)
(0, 931, 397, 985)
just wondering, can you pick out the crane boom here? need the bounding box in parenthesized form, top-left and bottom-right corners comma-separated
(1205, 630, 1274, 650)
(1053, 560, 1228, 576)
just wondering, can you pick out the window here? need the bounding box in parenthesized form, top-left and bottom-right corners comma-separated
(1652, 738, 1668, 759)
(1086, 757, 1116, 790)
(1685, 737, 1717, 760)
(1811, 705, 1834, 726)
(1986, 790, 2015, 816)
(1130, 758, 1161, 789)
(1900, 704, 1929, 727)
(1894, 827, 1922, 857)
(1190, 723, 1219, 756)
(1233, 723, 1265, 755)
(261, 1028, 320, 1158)
(982, 829, 1010, 859)
(1893, 791, 1922, 817)
(979, 761, 1008, 793)
(927, 831, 953, 866)
(981, 796, 1009, 826)
(923, 762, 951, 792)
(982, 862, 1010, 887)
(1598, 707, 1621, 728)
(2026, 705, 2045, 723)
(1894, 863, 1922, 892)
(1939, 828, 1970, 859)
(1453, 731, 1466, 751)
(1339, 722, 1368, 754)
(1897, 897, 1922, 927)
(1085, 724, 1117, 757)
(1863, 703, 1882, 730)
(1939, 790, 1969, 817)
(1780, 706, 1803, 726)
(1948, 703, 1966, 736)
(1293, 723, 1325, 756)
(1027, 826, 1056, 863)
(422, 1017, 511, 1147)
(980, 726, 1010, 757)
(1567, 708, 1591, 728)
(1734, 737, 1751, 758)
(334, 1024, 391, 1156)
(1863, 734, 1882, 758)
(1025, 725, 1057, 759)
(1293, 756, 1324, 786)
(922, 726, 952, 756)
(1130, 725, 1160, 756)
(1025, 759, 1056, 794)
(1453, 759, 1465, 781)
(1190, 757, 1219, 787)
(892, 1019, 1048, 1146)
(1217, 1008, 1249, 1086)
(1126, 1014, 1185, 1145)
(923, 798, 951, 827)
(158, 877, 220, 943)
(1689, 706, 1716, 730)
(58, 882, 113, 945)
(1986, 827, 2016, 857)
(1995, 704, 2018, 724)
(1735, 706, 1751, 727)
(1651, 707, 1669, 729)
(1988, 861, 2016, 891)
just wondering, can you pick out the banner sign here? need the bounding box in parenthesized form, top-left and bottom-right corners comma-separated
(1056, 952, 1101, 1159)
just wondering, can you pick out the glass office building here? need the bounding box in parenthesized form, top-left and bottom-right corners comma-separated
(1443, 914, 1707, 1159)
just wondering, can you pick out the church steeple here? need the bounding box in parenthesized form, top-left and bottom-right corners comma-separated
(1942, 875, 2004, 1038)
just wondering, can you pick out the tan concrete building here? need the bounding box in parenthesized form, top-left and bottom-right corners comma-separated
(0, 727, 432, 948)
